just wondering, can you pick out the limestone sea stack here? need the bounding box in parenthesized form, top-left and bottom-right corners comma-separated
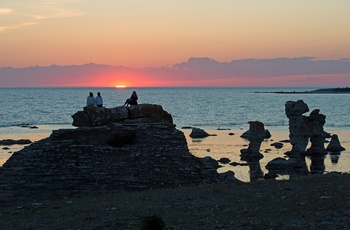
(0, 104, 235, 204)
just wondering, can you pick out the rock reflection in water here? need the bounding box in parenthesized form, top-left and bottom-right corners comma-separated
(329, 152, 341, 164)
(240, 154, 264, 182)
(309, 155, 326, 174)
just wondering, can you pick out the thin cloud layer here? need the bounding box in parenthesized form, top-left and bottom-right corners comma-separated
(0, 57, 349, 87)
(0, 0, 83, 33)
(0, 8, 13, 14)
(173, 57, 350, 78)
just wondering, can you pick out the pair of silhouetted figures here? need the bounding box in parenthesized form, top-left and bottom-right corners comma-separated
(86, 92, 103, 107)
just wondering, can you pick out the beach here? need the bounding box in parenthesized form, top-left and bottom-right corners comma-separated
(1, 172, 350, 229)
(1, 115, 350, 229)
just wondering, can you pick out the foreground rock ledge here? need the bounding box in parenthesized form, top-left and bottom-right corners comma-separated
(0, 105, 235, 204)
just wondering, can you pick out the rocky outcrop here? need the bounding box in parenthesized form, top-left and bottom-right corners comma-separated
(240, 121, 265, 159)
(0, 105, 234, 204)
(326, 134, 346, 152)
(305, 109, 327, 155)
(266, 100, 334, 177)
(285, 100, 327, 156)
(189, 128, 210, 138)
(285, 100, 310, 155)
(0, 139, 32, 145)
(72, 104, 173, 127)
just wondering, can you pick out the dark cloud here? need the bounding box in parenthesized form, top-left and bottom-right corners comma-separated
(1, 57, 350, 86)
(172, 57, 350, 78)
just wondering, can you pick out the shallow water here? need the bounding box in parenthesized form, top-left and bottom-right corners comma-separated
(0, 87, 349, 181)
(185, 128, 350, 182)
(1, 125, 349, 182)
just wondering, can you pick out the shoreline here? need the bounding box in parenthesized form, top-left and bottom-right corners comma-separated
(1, 124, 349, 182)
(256, 87, 350, 94)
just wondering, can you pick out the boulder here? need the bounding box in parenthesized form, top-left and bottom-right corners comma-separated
(189, 128, 210, 138)
(265, 157, 307, 172)
(326, 134, 346, 152)
(0, 139, 32, 145)
(218, 157, 231, 164)
(270, 142, 284, 149)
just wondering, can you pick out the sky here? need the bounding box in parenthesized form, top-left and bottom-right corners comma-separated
(1, 0, 350, 87)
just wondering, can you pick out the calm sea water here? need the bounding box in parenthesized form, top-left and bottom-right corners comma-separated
(0, 87, 349, 131)
(1, 87, 350, 180)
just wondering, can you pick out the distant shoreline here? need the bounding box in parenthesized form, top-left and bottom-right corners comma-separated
(256, 87, 350, 94)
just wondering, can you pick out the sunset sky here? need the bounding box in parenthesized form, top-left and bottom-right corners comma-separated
(1, 0, 350, 87)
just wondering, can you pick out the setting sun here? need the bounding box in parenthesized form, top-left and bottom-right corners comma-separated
(115, 85, 126, 88)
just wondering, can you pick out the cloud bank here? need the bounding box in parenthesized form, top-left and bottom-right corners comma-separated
(0, 57, 349, 87)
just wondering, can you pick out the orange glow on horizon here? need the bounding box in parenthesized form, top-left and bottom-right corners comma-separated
(115, 85, 126, 88)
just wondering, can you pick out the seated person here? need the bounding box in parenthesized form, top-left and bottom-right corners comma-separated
(86, 92, 95, 106)
(124, 91, 138, 106)
(95, 92, 103, 107)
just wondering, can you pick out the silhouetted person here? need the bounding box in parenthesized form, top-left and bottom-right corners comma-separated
(124, 91, 138, 106)
(86, 92, 95, 107)
(95, 92, 103, 107)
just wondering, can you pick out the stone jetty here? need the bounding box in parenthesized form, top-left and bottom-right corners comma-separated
(0, 104, 234, 204)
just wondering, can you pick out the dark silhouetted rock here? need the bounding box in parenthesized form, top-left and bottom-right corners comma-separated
(265, 157, 307, 172)
(0, 106, 237, 204)
(326, 134, 345, 152)
(240, 121, 265, 159)
(270, 142, 284, 149)
(189, 128, 210, 138)
(72, 104, 173, 127)
(285, 100, 309, 117)
(240, 129, 271, 139)
(0, 139, 32, 145)
(218, 157, 231, 164)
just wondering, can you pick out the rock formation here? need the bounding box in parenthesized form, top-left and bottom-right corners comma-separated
(285, 100, 311, 155)
(72, 104, 173, 127)
(0, 104, 233, 204)
(0, 139, 32, 145)
(240, 121, 265, 159)
(285, 100, 327, 156)
(189, 128, 210, 138)
(326, 134, 346, 152)
(266, 100, 330, 177)
(305, 109, 327, 155)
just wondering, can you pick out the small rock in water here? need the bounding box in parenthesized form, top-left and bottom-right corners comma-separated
(218, 157, 231, 164)
(189, 128, 210, 138)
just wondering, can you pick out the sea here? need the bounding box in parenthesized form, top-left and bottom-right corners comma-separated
(1, 87, 349, 181)
(0, 87, 349, 130)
